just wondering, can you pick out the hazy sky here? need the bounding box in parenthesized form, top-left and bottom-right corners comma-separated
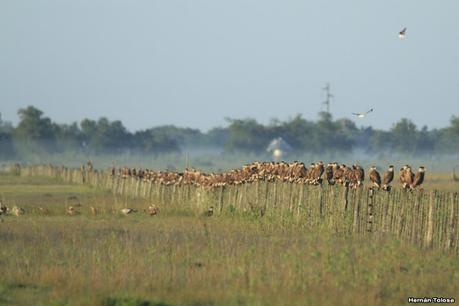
(1, 0, 458, 132)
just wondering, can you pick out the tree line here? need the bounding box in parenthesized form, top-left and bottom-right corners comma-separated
(1, 106, 458, 160)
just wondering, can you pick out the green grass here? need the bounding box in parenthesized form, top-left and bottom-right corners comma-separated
(0, 174, 458, 306)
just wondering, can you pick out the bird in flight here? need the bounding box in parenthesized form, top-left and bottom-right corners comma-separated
(399, 27, 407, 39)
(352, 108, 374, 118)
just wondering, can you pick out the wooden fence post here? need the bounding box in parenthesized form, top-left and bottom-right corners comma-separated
(425, 191, 435, 249)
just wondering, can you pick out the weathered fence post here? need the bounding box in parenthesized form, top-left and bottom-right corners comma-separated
(366, 188, 375, 233)
(425, 191, 436, 249)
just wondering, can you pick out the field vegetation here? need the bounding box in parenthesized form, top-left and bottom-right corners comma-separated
(1, 171, 459, 305)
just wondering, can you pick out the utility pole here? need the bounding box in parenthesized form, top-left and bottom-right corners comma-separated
(322, 83, 333, 114)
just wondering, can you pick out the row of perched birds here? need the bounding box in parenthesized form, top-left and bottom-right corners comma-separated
(107, 161, 425, 191)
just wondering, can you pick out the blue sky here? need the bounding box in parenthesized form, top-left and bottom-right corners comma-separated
(1, 0, 458, 131)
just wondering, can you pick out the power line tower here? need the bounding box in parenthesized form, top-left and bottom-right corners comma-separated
(322, 83, 333, 114)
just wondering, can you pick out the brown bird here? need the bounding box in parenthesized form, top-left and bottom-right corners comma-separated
(11, 206, 25, 216)
(147, 204, 158, 216)
(400, 165, 415, 189)
(399, 27, 407, 39)
(411, 166, 426, 190)
(369, 166, 382, 189)
(313, 161, 325, 184)
(333, 164, 346, 185)
(352, 164, 365, 187)
(382, 165, 395, 191)
(67, 206, 79, 216)
(399, 165, 407, 187)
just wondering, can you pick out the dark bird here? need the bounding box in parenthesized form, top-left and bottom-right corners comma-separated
(369, 166, 382, 189)
(382, 165, 395, 191)
(0, 201, 7, 215)
(411, 166, 426, 190)
(325, 163, 335, 185)
(352, 164, 365, 187)
(399, 27, 407, 39)
(206, 206, 214, 217)
(352, 108, 374, 118)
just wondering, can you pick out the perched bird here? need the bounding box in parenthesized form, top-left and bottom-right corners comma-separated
(67, 206, 80, 216)
(147, 205, 158, 216)
(400, 165, 415, 189)
(120, 208, 136, 215)
(399, 27, 407, 39)
(206, 206, 214, 217)
(411, 166, 426, 190)
(369, 166, 382, 189)
(333, 164, 347, 185)
(311, 161, 324, 185)
(325, 163, 335, 185)
(11, 206, 25, 216)
(399, 165, 407, 187)
(352, 164, 365, 187)
(382, 165, 395, 191)
(352, 108, 373, 118)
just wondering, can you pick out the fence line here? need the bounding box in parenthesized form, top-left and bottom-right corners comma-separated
(15, 164, 459, 253)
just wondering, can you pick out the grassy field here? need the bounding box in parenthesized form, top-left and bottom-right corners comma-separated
(1, 174, 459, 306)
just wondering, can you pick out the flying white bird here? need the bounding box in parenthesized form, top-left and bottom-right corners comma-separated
(352, 108, 374, 118)
(399, 27, 407, 39)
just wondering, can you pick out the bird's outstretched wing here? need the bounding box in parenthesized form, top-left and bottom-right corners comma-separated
(365, 108, 374, 114)
(399, 27, 407, 39)
(352, 113, 361, 116)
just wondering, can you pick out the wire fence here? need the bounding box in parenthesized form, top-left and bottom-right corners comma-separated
(15, 164, 459, 254)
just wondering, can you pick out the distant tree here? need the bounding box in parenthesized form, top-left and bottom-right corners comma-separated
(54, 122, 84, 152)
(224, 118, 270, 153)
(13, 106, 57, 154)
(273, 114, 316, 151)
(314, 112, 353, 152)
(80, 118, 132, 153)
(133, 129, 180, 154)
(369, 130, 393, 153)
(415, 125, 435, 154)
(354, 126, 374, 151)
(436, 116, 459, 153)
(0, 113, 13, 133)
(0, 113, 15, 158)
(144, 126, 205, 147)
(206, 127, 229, 147)
(390, 118, 418, 154)
(0, 132, 15, 159)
